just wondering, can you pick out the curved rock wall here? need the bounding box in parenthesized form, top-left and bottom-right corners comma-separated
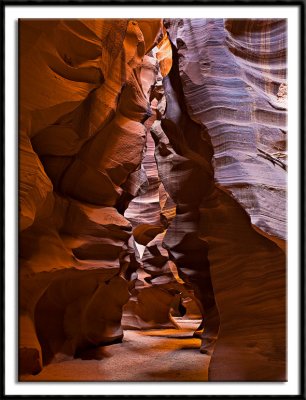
(19, 18, 163, 374)
(166, 18, 287, 244)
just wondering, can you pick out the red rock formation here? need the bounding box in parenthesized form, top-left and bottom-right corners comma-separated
(19, 18, 163, 375)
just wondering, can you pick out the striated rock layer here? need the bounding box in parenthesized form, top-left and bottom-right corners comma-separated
(159, 18, 287, 381)
(166, 18, 287, 244)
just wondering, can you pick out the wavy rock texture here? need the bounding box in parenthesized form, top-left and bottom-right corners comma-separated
(166, 18, 287, 244)
(160, 18, 287, 381)
(19, 18, 163, 375)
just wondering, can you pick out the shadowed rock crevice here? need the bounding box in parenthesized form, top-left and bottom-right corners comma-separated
(122, 63, 201, 331)
(150, 38, 220, 356)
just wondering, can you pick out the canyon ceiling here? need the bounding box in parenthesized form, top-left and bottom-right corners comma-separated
(19, 17, 287, 381)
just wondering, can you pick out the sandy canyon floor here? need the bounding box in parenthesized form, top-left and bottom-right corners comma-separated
(21, 319, 209, 382)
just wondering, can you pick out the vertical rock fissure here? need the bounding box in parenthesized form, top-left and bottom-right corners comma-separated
(123, 54, 201, 331)
(151, 36, 220, 356)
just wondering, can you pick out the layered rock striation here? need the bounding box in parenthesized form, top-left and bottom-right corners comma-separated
(159, 18, 287, 381)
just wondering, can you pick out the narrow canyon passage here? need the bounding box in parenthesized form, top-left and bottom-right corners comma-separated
(19, 18, 287, 382)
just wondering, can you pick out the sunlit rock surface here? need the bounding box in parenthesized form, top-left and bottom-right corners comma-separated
(19, 18, 163, 375)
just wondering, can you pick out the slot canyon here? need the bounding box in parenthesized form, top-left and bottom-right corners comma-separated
(19, 18, 287, 382)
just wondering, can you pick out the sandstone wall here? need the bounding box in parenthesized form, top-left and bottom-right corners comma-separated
(19, 18, 164, 374)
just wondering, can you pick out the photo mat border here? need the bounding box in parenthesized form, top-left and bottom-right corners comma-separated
(2, 0, 305, 398)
